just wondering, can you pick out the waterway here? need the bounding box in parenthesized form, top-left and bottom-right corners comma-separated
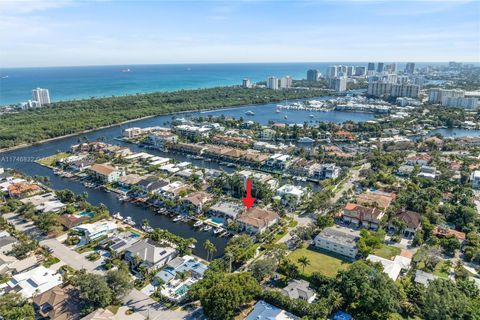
(0, 97, 380, 259)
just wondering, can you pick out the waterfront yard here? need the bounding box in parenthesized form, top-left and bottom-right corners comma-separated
(287, 246, 351, 278)
(37, 152, 69, 167)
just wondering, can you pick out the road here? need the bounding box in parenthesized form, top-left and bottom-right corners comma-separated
(332, 163, 369, 202)
(4, 212, 191, 320)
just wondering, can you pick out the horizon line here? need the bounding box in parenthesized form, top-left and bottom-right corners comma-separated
(2, 60, 477, 70)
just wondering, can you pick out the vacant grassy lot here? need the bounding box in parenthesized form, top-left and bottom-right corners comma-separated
(288, 247, 351, 278)
(37, 152, 69, 167)
(373, 245, 401, 260)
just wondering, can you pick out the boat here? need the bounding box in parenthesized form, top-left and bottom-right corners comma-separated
(276, 109, 281, 113)
(193, 156, 204, 160)
(309, 114, 314, 118)
(245, 110, 255, 116)
(173, 215, 183, 222)
(1, 75, 8, 79)
(193, 220, 203, 227)
(188, 243, 196, 249)
(226, 163, 236, 168)
(113, 212, 123, 220)
(124, 216, 135, 226)
(214, 227, 224, 235)
(121, 68, 131, 73)
(203, 225, 213, 232)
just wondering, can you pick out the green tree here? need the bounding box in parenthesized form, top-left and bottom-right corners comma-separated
(203, 239, 217, 261)
(250, 257, 277, 282)
(0, 293, 35, 320)
(297, 256, 311, 273)
(106, 268, 133, 303)
(224, 235, 256, 266)
(73, 272, 112, 315)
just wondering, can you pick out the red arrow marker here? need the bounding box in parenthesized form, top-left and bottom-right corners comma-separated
(242, 179, 256, 209)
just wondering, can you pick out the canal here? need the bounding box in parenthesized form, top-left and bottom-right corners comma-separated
(0, 97, 377, 259)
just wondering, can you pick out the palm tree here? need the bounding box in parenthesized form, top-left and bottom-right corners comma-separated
(142, 219, 150, 229)
(203, 240, 217, 261)
(297, 256, 310, 273)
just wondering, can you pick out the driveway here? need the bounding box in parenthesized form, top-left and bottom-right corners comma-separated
(122, 289, 189, 320)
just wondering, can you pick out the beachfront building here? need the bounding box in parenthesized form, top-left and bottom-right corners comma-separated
(32, 88, 51, 106)
(314, 227, 359, 259)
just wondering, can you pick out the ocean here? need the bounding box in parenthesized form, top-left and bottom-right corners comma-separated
(0, 62, 440, 106)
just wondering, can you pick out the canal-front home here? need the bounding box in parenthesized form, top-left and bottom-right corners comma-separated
(276, 184, 306, 210)
(87, 163, 123, 183)
(180, 191, 214, 215)
(237, 207, 279, 234)
(209, 201, 245, 221)
(74, 220, 118, 242)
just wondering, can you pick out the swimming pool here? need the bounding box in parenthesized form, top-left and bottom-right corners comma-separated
(77, 211, 94, 217)
(209, 217, 224, 225)
(175, 284, 190, 296)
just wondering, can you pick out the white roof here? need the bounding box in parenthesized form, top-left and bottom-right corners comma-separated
(246, 300, 299, 320)
(277, 184, 304, 197)
(6, 266, 62, 298)
(0, 178, 26, 192)
(74, 221, 117, 236)
(150, 157, 170, 166)
(367, 254, 411, 281)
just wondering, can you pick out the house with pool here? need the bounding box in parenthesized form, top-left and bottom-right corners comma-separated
(73, 220, 118, 242)
(155, 255, 208, 302)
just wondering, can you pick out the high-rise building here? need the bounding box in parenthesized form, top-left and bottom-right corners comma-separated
(404, 63, 415, 74)
(267, 76, 279, 90)
(355, 66, 366, 76)
(330, 77, 347, 92)
(347, 66, 355, 76)
(385, 63, 396, 73)
(367, 62, 375, 71)
(279, 76, 292, 89)
(327, 66, 338, 78)
(306, 69, 319, 81)
(242, 79, 252, 88)
(377, 62, 385, 73)
(32, 88, 51, 106)
(368, 82, 419, 98)
(428, 89, 465, 104)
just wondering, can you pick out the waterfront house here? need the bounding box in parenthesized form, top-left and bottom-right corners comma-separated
(124, 239, 178, 271)
(265, 154, 291, 170)
(208, 201, 245, 220)
(122, 127, 142, 138)
(4, 265, 62, 298)
(74, 220, 118, 242)
(159, 181, 190, 199)
(281, 279, 317, 303)
(211, 134, 253, 148)
(276, 184, 306, 209)
(312, 163, 340, 180)
(100, 232, 141, 255)
(33, 285, 80, 320)
(180, 191, 213, 215)
(149, 131, 178, 149)
(7, 182, 41, 198)
(118, 174, 144, 188)
(342, 203, 384, 230)
(136, 176, 169, 194)
(174, 124, 211, 138)
(20, 193, 65, 213)
(237, 207, 279, 234)
(58, 214, 89, 230)
(87, 163, 122, 183)
(237, 170, 279, 190)
(314, 227, 359, 259)
(246, 300, 299, 320)
(261, 128, 276, 140)
(389, 209, 422, 238)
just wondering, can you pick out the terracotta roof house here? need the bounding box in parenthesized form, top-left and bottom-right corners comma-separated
(389, 209, 422, 238)
(342, 203, 385, 230)
(180, 191, 213, 215)
(88, 163, 122, 183)
(7, 182, 41, 198)
(33, 285, 80, 320)
(58, 214, 89, 230)
(237, 207, 279, 234)
(406, 153, 431, 166)
(433, 225, 466, 242)
(357, 191, 394, 210)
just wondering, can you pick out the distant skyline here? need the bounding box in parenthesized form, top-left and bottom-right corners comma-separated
(1, 0, 479, 68)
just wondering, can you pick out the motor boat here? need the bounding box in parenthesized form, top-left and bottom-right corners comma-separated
(203, 225, 213, 232)
(193, 220, 203, 227)
(113, 212, 123, 220)
(173, 215, 183, 222)
(214, 227, 224, 235)
(245, 110, 255, 116)
(189, 243, 196, 249)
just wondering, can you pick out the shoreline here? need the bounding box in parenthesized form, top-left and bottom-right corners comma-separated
(0, 92, 331, 155)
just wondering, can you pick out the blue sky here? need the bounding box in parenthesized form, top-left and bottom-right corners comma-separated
(1, 0, 479, 67)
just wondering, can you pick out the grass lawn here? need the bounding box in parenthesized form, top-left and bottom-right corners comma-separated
(432, 261, 451, 278)
(373, 245, 401, 260)
(287, 247, 351, 278)
(106, 305, 120, 314)
(37, 152, 69, 167)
